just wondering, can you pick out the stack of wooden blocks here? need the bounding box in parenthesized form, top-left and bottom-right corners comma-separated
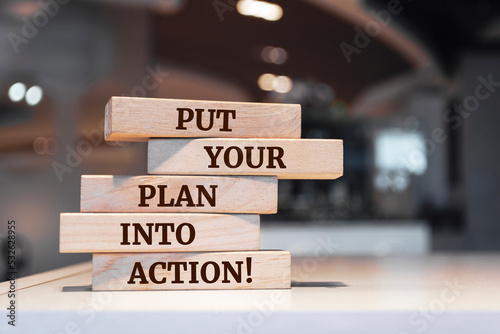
(60, 97, 343, 290)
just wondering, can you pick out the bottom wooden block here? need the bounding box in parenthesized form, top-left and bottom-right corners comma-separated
(92, 251, 291, 290)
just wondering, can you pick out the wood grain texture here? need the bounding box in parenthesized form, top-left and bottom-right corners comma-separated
(148, 138, 343, 179)
(60, 213, 260, 253)
(80, 175, 277, 213)
(92, 251, 291, 290)
(104, 96, 301, 141)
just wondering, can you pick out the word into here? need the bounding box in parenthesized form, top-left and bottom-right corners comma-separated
(120, 222, 195, 246)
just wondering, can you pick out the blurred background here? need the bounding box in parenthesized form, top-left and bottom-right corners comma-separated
(1, 0, 500, 279)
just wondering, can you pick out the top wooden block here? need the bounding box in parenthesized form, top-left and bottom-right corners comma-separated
(105, 96, 301, 141)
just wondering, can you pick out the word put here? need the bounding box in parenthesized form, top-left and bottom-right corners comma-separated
(176, 108, 236, 132)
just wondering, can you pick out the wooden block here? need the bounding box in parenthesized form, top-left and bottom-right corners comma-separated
(148, 138, 343, 179)
(60, 213, 260, 253)
(80, 175, 277, 213)
(92, 251, 291, 290)
(105, 96, 301, 141)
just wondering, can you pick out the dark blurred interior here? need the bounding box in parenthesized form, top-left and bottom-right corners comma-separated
(1, 0, 500, 279)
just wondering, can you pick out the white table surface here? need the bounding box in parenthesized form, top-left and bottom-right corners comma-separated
(1, 254, 499, 333)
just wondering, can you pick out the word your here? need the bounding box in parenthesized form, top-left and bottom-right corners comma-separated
(176, 108, 236, 132)
(138, 184, 217, 207)
(120, 222, 195, 246)
(204, 146, 286, 169)
(128, 258, 253, 285)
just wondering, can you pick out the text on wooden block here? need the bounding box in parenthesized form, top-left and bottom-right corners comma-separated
(60, 213, 260, 253)
(80, 175, 277, 213)
(92, 251, 291, 290)
(148, 138, 343, 179)
(105, 96, 301, 141)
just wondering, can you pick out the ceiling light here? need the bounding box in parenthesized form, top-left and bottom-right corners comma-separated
(25, 86, 43, 106)
(272, 75, 292, 93)
(237, 0, 283, 21)
(8, 82, 26, 102)
(257, 73, 275, 91)
(261, 46, 288, 64)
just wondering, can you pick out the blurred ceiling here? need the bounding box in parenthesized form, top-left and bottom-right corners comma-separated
(152, 0, 413, 102)
(9, 0, 495, 155)
(367, 0, 500, 74)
